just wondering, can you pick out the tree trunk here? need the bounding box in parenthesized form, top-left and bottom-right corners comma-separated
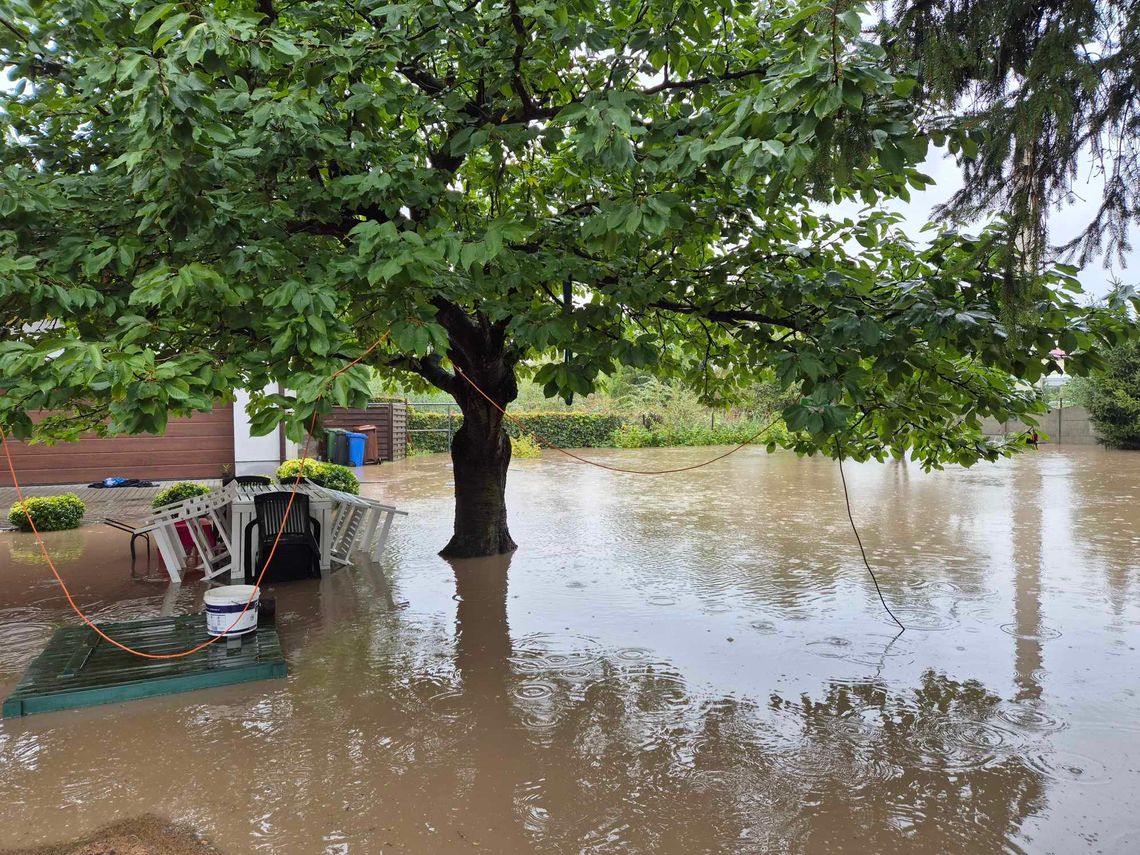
(441, 401, 517, 557)
(409, 300, 520, 557)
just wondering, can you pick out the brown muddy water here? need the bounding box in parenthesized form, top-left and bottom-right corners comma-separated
(1, 446, 1139, 853)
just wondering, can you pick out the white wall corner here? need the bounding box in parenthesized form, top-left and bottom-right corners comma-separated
(233, 387, 285, 476)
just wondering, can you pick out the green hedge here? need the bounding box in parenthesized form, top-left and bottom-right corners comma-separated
(8, 493, 86, 531)
(408, 409, 623, 454)
(276, 459, 360, 494)
(510, 434, 542, 458)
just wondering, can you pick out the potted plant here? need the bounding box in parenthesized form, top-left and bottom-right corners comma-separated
(152, 482, 214, 559)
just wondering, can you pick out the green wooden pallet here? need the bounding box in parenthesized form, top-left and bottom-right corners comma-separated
(3, 614, 287, 718)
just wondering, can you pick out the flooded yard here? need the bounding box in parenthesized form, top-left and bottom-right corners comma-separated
(2, 446, 1139, 853)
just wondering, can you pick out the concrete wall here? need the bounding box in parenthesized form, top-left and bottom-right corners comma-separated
(980, 404, 1100, 445)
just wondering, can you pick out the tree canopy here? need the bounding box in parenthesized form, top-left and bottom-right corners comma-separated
(1, 0, 1137, 552)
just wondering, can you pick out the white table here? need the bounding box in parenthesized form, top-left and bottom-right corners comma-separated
(228, 486, 333, 583)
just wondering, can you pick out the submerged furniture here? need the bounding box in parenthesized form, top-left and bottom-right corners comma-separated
(103, 518, 151, 564)
(105, 478, 406, 585)
(243, 491, 322, 584)
(227, 482, 405, 583)
(229, 484, 334, 581)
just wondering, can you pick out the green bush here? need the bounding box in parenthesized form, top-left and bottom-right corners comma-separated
(1069, 341, 1140, 448)
(407, 409, 622, 454)
(506, 412, 624, 448)
(510, 433, 542, 458)
(610, 420, 787, 448)
(276, 459, 360, 494)
(276, 457, 324, 482)
(152, 481, 212, 509)
(610, 423, 662, 448)
(8, 493, 86, 531)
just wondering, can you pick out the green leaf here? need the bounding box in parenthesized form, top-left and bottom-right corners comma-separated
(838, 9, 862, 33)
(153, 13, 190, 48)
(83, 246, 116, 276)
(134, 3, 176, 33)
(268, 33, 303, 58)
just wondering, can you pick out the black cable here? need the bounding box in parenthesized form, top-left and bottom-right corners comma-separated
(835, 439, 906, 632)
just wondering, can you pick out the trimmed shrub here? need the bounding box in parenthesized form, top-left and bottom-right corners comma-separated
(152, 481, 211, 509)
(408, 409, 623, 454)
(8, 493, 86, 531)
(276, 459, 360, 494)
(610, 420, 787, 449)
(276, 457, 324, 482)
(506, 412, 624, 448)
(510, 433, 542, 458)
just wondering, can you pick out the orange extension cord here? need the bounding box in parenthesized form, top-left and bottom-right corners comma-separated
(3, 335, 899, 657)
(453, 365, 782, 475)
(0, 334, 389, 659)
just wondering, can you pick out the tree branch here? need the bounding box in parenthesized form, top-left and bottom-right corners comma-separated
(639, 64, 768, 95)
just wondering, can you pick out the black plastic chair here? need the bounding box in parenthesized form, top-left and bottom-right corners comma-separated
(235, 475, 273, 486)
(243, 491, 322, 584)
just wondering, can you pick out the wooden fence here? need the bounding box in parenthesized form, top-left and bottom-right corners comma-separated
(322, 401, 407, 462)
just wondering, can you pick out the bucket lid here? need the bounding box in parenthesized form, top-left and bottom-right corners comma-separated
(203, 584, 260, 605)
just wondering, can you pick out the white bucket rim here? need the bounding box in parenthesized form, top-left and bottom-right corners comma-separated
(203, 584, 260, 605)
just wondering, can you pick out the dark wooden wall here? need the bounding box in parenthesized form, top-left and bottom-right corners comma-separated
(0, 406, 236, 486)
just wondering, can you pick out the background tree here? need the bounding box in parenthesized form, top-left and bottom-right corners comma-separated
(1, 0, 1135, 557)
(883, 0, 1140, 274)
(1068, 340, 1140, 447)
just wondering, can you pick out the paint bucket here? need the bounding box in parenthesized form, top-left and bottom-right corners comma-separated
(203, 585, 260, 637)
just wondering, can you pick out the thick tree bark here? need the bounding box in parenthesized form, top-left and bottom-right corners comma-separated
(417, 300, 519, 558)
(442, 402, 517, 557)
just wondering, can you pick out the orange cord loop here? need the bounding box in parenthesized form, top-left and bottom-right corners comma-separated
(453, 365, 781, 475)
(3, 332, 779, 659)
(0, 334, 389, 660)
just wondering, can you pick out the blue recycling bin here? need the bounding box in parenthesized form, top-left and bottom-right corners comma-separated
(345, 432, 367, 467)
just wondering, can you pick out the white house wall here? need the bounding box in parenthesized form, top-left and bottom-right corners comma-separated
(233, 387, 284, 476)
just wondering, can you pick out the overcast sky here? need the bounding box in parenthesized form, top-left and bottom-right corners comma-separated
(863, 148, 1139, 299)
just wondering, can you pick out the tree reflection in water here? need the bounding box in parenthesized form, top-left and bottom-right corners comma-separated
(445, 554, 1045, 853)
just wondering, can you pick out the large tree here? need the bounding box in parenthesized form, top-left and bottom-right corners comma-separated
(1, 0, 1134, 557)
(884, 0, 1140, 271)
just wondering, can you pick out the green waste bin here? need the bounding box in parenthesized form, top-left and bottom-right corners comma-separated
(332, 430, 350, 466)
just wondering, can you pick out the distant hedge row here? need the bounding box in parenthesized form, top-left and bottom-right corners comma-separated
(407, 408, 783, 454)
(408, 410, 622, 454)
